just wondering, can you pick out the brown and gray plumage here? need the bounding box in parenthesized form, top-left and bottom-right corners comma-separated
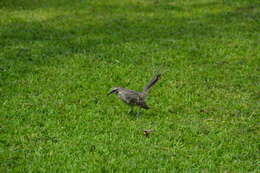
(108, 74, 161, 115)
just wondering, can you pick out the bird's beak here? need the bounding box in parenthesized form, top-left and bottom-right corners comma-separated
(107, 90, 115, 96)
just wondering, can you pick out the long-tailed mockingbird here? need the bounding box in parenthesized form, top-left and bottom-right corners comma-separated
(108, 73, 161, 116)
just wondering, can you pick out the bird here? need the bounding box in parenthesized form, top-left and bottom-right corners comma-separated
(107, 73, 162, 116)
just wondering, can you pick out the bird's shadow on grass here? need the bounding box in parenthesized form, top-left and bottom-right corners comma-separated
(125, 109, 158, 120)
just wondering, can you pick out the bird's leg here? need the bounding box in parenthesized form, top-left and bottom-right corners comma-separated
(136, 107, 141, 118)
(128, 106, 134, 114)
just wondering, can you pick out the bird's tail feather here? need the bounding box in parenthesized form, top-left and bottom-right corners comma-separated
(143, 74, 161, 93)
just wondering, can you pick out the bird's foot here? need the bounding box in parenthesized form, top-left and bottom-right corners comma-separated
(128, 107, 134, 114)
(136, 109, 141, 118)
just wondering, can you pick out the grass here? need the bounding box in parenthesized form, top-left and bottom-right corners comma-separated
(0, 0, 259, 172)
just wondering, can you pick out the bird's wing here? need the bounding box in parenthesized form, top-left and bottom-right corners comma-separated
(125, 90, 140, 104)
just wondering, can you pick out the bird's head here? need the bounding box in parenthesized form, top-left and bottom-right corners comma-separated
(107, 87, 121, 95)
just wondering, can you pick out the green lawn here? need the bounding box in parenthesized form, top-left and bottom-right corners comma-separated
(0, 0, 259, 172)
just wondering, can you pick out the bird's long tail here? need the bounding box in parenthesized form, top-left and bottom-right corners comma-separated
(143, 73, 161, 93)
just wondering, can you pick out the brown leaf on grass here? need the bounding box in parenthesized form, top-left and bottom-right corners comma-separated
(143, 129, 153, 137)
